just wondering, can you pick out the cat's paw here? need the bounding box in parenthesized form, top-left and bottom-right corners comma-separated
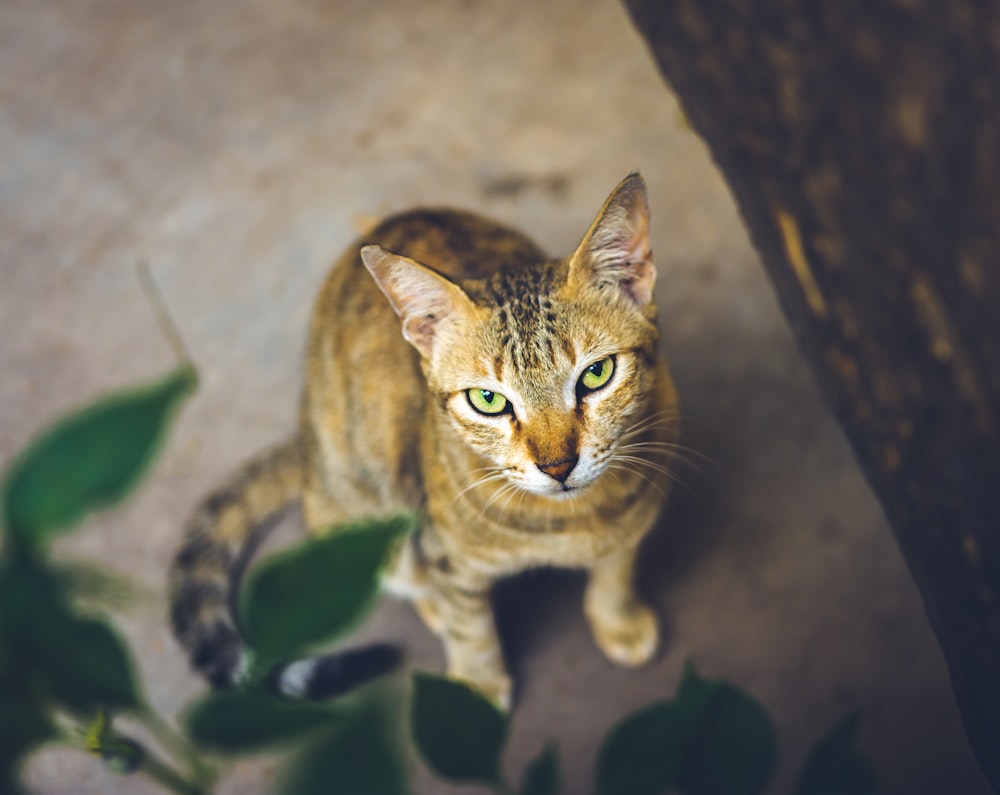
(475, 673, 513, 712)
(451, 670, 513, 712)
(587, 601, 659, 667)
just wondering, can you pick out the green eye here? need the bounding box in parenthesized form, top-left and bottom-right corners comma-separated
(579, 356, 615, 392)
(467, 388, 509, 415)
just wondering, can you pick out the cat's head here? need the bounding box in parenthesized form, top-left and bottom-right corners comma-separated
(362, 173, 660, 499)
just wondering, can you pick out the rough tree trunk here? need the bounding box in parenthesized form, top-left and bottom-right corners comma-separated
(623, 1, 1000, 790)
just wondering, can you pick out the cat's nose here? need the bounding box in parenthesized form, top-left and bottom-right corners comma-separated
(537, 456, 578, 484)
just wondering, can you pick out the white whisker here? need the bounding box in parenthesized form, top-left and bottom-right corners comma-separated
(612, 443, 712, 477)
(617, 409, 684, 442)
(615, 440, 718, 469)
(483, 481, 520, 515)
(605, 462, 669, 500)
(611, 453, 692, 492)
(450, 471, 509, 506)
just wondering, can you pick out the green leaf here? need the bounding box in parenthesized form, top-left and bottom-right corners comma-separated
(521, 741, 559, 795)
(795, 712, 876, 795)
(2, 367, 195, 541)
(186, 689, 342, 753)
(0, 553, 63, 635)
(282, 697, 408, 795)
(0, 557, 141, 712)
(411, 672, 508, 785)
(0, 565, 56, 794)
(241, 513, 414, 663)
(675, 662, 777, 795)
(38, 613, 143, 712)
(0, 677, 55, 782)
(596, 701, 688, 795)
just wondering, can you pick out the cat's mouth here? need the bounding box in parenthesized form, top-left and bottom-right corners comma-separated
(548, 483, 584, 500)
(523, 482, 585, 501)
(481, 455, 607, 502)
(524, 467, 604, 500)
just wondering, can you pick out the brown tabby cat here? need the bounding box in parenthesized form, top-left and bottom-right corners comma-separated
(169, 173, 679, 708)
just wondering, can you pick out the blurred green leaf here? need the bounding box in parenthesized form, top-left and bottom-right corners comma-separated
(675, 662, 777, 795)
(2, 367, 195, 541)
(1, 556, 141, 712)
(0, 615, 52, 792)
(37, 612, 143, 712)
(411, 672, 507, 785)
(795, 712, 876, 795)
(0, 553, 63, 634)
(186, 689, 342, 754)
(0, 676, 54, 793)
(596, 701, 687, 795)
(596, 659, 727, 795)
(241, 514, 414, 663)
(521, 741, 559, 795)
(282, 696, 408, 795)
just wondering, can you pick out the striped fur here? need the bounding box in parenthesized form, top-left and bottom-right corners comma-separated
(169, 440, 302, 686)
(169, 174, 680, 707)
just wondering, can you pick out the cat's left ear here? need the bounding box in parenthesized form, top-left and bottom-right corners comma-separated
(361, 245, 474, 359)
(569, 172, 655, 309)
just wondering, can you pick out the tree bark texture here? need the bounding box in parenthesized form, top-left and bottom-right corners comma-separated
(623, 1, 1000, 790)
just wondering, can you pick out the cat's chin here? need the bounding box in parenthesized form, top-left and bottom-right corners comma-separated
(532, 482, 592, 502)
(548, 488, 584, 502)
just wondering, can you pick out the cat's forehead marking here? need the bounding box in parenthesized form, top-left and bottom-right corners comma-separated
(484, 264, 566, 372)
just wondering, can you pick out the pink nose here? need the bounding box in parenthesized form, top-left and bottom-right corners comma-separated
(537, 456, 578, 483)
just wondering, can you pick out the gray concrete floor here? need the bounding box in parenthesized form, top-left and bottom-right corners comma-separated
(0, 1, 991, 793)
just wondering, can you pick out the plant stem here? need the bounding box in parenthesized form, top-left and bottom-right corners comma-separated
(135, 261, 196, 373)
(57, 719, 207, 795)
(140, 749, 209, 795)
(138, 705, 214, 788)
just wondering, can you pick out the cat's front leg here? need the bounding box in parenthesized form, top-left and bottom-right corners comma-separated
(429, 568, 511, 710)
(584, 543, 659, 667)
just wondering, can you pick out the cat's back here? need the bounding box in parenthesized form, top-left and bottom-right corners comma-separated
(364, 208, 547, 282)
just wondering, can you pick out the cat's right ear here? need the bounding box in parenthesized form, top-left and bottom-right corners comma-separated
(361, 245, 474, 359)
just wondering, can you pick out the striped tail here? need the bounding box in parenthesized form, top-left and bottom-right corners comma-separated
(169, 439, 304, 687)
